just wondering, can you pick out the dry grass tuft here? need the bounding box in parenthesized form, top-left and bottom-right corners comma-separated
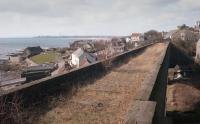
(0, 94, 23, 124)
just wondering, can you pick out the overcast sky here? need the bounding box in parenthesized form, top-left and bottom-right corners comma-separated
(0, 0, 199, 37)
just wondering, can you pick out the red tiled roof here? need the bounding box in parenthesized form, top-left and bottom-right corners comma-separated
(131, 33, 141, 36)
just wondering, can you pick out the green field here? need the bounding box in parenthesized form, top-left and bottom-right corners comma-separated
(30, 52, 62, 64)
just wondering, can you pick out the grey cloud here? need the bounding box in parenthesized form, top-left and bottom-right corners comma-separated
(0, 0, 179, 17)
(0, 0, 49, 15)
(0, 0, 199, 37)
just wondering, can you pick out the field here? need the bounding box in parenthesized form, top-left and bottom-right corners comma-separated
(30, 52, 62, 64)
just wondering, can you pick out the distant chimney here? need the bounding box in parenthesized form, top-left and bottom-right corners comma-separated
(195, 21, 200, 31)
(195, 39, 200, 64)
(196, 21, 200, 27)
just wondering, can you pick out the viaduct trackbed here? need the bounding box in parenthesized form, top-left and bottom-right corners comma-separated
(36, 43, 168, 124)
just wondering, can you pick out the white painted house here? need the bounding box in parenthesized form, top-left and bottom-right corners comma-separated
(125, 37, 131, 43)
(71, 48, 97, 68)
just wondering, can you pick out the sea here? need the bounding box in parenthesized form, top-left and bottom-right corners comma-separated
(0, 37, 110, 59)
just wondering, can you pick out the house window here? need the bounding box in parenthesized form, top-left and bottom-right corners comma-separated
(180, 33, 185, 40)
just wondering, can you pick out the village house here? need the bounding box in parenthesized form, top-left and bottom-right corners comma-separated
(111, 43, 126, 54)
(131, 33, 144, 42)
(94, 47, 114, 60)
(94, 43, 126, 60)
(111, 38, 127, 52)
(125, 33, 145, 48)
(70, 48, 97, 68)
(165, 24, 199, 42)
(24, 46, 43, 57)
(92, 40, 109, 52)
(171, 29, 198, 42)
(94, 38, 128, 60)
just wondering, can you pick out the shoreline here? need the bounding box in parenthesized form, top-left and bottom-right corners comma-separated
(0, 37, 113, 59)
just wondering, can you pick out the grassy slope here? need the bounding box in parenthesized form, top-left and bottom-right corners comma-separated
(30, 52, 62, 64)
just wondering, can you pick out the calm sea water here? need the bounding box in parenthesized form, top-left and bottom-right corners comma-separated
(0, 37, 106, 59)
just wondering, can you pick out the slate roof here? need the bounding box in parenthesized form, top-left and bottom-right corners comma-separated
(24, 46, 43, 57)
(72, 48, 84, 58)
(72, 48, 97, 64)
(25, 46, 43, 52)
(131, 33, 142, 37)
(85, 53, 97, 63)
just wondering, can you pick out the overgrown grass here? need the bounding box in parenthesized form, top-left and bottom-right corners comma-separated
(0, 94, 23, 124)
(30, 52, 62, 64)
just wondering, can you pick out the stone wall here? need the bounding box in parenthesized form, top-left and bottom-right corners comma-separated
(0, 43, 154, 104)
(125, 42, 170, 124)
(0, 42, 171, 124)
